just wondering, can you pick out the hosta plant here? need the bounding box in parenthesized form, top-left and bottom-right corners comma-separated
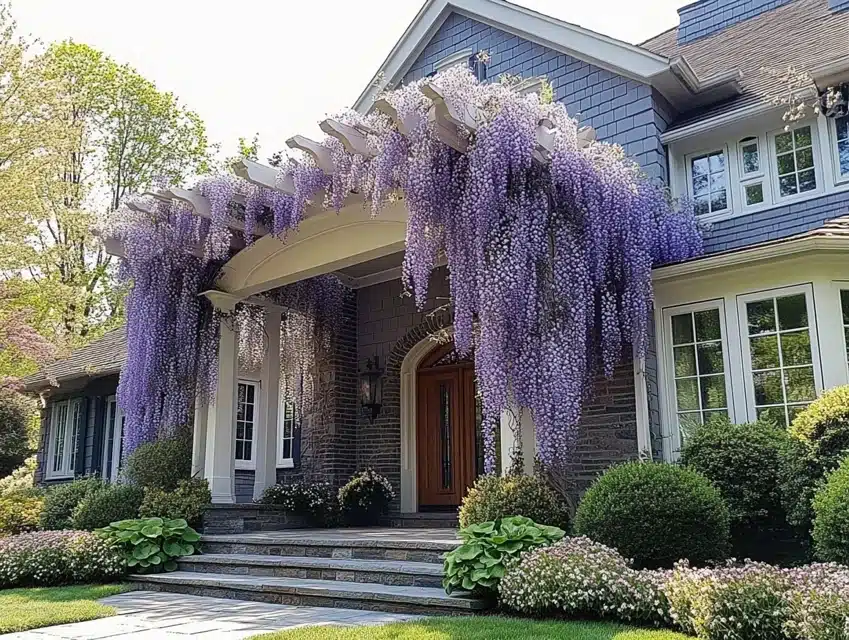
(97, 517, 200, 573)
(443, 515, 564, 596)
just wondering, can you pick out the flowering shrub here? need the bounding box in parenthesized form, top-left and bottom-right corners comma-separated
(258, 481, 339, 527)
(665, 561, 791, 640)
(338, 469, 395, 525)
(71, 484, 145, 531)
(97, 517, 200, 573)
(444, 516, 564, 596)
(573, 462, 730, 568)
(499, 536, 670, 628)
(0, 530, 125, 587)
(139, 478, 211, 528)
(0, 489, 43, 535)
(40, 476, 106, 530)
(458, 473, 570, 529)
(812, 456, 849, 563)
(111, 65, 702, 468)
(786, 563, 849, 640)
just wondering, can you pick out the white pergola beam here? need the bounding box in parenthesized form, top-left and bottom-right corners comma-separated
(232, 158, 296, 196)
(143, 187, 270, 237)
(373, 98, 422, 136)
(421, 81, 478, 153)
(286, 135, 335, 174)
(320, 119, 375, 158)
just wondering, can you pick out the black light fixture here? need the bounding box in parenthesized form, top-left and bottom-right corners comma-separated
(359, 356, 383, 422)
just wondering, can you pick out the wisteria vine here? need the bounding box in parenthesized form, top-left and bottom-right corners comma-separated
(112, 66, 702, 467)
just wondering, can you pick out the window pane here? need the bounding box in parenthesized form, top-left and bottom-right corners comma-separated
(704, 410, 728, 424)
(672, 314, 694, 345)
(777, 153, 796, 175)
(676, 378, 700, 411)
(742, 142, 759, 173)
(711, 171, 726, 192)
(838, 116, 848, 142)
(693, 196, 709, 216)
(693, 173, 708, 196)
(709, 152, 725, 173)
(678, 412, 702, 439)
(674, 346, 697, 377)
(839, 139, 849, 176)
(710, 190, 727, 212)
(754, 370, 784, 405)
(697, 342, 724, 375)
(701, 375, 727, 409)
(751, 334, 780, 370)
(694, 309, 721, 341)
(842, 290, 849, 326)
(745, 183, 764, 206)
(780, 331, 812, 366)
(692, 156, 709, 178)
(747, 299, 776, 334)
(796, 147, 814, 170)
(798, 169, 816, 193)
(785, 367, 816, 403)
(777, 294, 808, 330)
(779, 174, 798, 197)
(775, 132, 794, 154)
(758, 406, 787, 428)
(794, 126, 812, 147)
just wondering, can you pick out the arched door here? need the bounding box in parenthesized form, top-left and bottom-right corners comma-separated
(416, 343, 479, 509)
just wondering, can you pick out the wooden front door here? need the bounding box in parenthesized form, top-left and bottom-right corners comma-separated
(416, 344, 478, 509)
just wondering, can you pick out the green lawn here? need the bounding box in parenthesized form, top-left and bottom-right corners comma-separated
(251, 617, 691, 640)
(0, 584, 129, 634)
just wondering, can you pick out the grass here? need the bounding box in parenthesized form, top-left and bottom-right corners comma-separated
(0, 583, 129, 634)
(250, 616, 691, 640)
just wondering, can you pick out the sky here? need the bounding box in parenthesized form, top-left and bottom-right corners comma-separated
(15, 0, 688, 163)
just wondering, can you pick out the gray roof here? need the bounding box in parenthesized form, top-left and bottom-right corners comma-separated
(21, 328, 127, 393)
(641, 0, 849, 132)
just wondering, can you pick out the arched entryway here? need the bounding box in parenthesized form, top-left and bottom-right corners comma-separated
(415, 343, 482, 510)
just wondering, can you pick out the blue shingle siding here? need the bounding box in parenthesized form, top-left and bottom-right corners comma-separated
(404, 12, 673, 181)
(677, 0, 794, 43)
(702, 193, 849, 254)
(830, 0, 849, 10)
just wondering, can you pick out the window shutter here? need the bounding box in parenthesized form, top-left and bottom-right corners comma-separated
(73, 398, 90, 477)
(90, 397, 106, 477)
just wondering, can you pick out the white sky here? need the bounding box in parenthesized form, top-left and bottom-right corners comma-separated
(15, 0, 688, 163)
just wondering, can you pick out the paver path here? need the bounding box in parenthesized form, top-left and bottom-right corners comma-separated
(4, 591, 420, 639)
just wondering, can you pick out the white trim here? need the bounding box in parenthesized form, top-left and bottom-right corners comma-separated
(45, 398, 82, 480)
(434, 48, 473, 72)
(661, 102, 778, 145)
(632, 354, 651, 459)
(235, 380, 259, 470)
(767, 123, 822, 204)
(276, 399, 297, 469)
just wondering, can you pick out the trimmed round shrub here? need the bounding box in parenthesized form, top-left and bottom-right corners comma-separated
(790, 385, 849, 471)
(459, 473, 570, 530)
(573, 462, 730, 568)
(499, 536, 670, 628)
(0, 530, 125, 587)
(71, 484, 144, 531)
(0, 489, 43, 535)
(40, 476, 105, 530)
(139, 478, 211, 528)
(338, 469, 395, 525)
(812, 456, 849, 563)
(122, 433, 191, 491)
(681, 417, 799, 562)
(664, 561, 791, 640)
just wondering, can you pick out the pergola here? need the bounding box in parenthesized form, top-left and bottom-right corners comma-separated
(106, 79, 597, 504)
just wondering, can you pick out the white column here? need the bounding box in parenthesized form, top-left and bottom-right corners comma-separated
(253, 308, 282, 501)
(204, 319, 238, 504)
(499, 405, 535, 476)
(191, 395, 208, 478)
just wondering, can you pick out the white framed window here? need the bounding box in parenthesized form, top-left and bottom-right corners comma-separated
(662, 300, 732, 451)
(737, 136, 769, 209)
(833, 115, 849, 182)
(277, 400, 297, 469)
(738, 285, 822, 428)
(235, 381, 258, 469)
(687, 149, 729, 216)
(771, 124, 819, 200)
(102, 396, 125, 484)
(47, 398, 83, 479)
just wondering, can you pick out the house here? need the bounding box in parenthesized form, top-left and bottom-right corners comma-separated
(25, 0, 849, 518)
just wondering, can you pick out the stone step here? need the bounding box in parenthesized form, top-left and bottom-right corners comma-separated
(128, 572, 487, 616)
(386, 512, 459, 529)
(201, 529, 459, 565)
(178, 554, 444, 588)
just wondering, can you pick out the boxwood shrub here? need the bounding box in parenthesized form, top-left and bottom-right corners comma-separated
(122, 433, 192, 491)
(139, 478, 211, 528)
(71, 484, 145, 531)
(811, 456, 849, 563)
(40, 476, 105, 531)
(459, 473, 570, 529)
(573, 462, 729, 568)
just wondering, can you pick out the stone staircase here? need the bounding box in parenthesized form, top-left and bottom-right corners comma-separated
(128, 528, 487, 616)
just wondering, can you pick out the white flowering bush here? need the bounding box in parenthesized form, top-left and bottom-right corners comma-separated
(0, 530, 126, 588)
(786, 563, 849, 640)
(499, 536, 671, 627)
(258, 481, 339, 526)
(338, 469, 395, 525)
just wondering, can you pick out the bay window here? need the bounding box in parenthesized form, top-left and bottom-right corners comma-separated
(772, 125, 818, 199)
(47, 398, 83, 479)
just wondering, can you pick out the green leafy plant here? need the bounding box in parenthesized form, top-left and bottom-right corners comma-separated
(139, 478, 211, 528)
(97, 517, 200, 573)
(573, 462, 729, 569)
(811, 456, 849, 563)
(40, 476, 105, 531)
(459, 473, 570, 529)
(0, 489, 43, 535)
(70, 484, 144, 531)
(443, 515, 564, 596)
(122, 434, 192, 491)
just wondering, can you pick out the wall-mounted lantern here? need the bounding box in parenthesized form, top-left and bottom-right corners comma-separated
(359, 356, 383, 422)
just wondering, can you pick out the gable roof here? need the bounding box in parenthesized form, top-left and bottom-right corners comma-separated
(353, 0, 740, 114)
(20, 328, 127, 393)
(642, 0, 849, 139)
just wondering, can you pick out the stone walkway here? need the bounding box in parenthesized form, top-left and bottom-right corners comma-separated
(5, 591, 421, 639)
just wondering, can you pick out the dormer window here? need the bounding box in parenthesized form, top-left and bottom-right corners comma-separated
(688, 149, 728, 216)
(772, 125, 818, 199)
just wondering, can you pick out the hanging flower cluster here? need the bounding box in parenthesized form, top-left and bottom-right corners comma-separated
(113, 65, 701, 466)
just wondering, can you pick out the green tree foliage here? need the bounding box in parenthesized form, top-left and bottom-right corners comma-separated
(0, 391, 36, 476)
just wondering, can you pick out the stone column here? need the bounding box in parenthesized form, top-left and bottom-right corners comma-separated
(500, 405, 535, 476)
(191, 395, 208, 478)
(204, 319, 238, 504)
(253, 308, 282, 501)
